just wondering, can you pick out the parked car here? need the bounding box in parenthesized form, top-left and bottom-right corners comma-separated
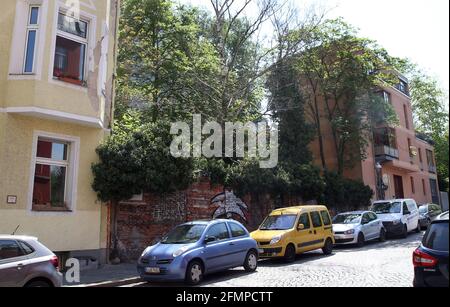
(0, 235, 62, 287)
(250, 206, 334, 262)
(137, 220, 258, 285)
(418, 204, 443, 230)
(332, 211, 386, 247)
(371, 199, 420, 238)
(413, 211, 449, 287)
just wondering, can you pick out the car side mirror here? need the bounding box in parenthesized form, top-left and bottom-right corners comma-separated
(297, 224, 305, 231)
(204, 236, 217, 244)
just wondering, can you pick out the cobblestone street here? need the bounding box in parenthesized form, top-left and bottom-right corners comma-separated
(125, 232, 423, 288)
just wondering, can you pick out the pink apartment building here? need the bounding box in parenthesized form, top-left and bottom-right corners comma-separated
(309, 75, 440, 205)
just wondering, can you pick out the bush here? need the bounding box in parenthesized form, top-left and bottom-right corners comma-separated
(321, 171, 373, 212)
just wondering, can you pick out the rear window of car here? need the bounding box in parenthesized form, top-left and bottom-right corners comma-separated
(229, 223, 247, 238)
(423, 222, 449, 252)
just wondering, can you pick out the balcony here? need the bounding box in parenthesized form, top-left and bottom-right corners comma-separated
(375, 145, 399, 160)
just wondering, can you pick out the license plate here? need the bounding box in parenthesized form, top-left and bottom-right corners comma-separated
(145, 267, 160, 274)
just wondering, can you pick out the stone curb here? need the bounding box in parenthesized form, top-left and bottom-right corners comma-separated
(65, 277, 142, 288)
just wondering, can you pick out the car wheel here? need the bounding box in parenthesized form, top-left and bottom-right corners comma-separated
(322, 238, 333, 255)
(25, 280, 52, 288)
(185, 260, 204, 286)
(401, 224, 408, 238)
(283, 244, 296, 263)
(243, 250, 258, 272)
(357, 233, 365, 248)
(379, 229, 387, 242)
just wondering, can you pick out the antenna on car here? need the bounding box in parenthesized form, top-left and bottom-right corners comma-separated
(11, 225, 20, 235)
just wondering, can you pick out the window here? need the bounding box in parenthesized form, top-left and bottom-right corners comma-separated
(310, 211, 323, 228)
(298, 213, 311, 229)
(408, 138, 414, 158)
(205, 223, 229, 241)
(422, 179, 427, 196)
(18, 241, 34, 255)
(403, 202, 410, 215)
(396, 79, 410, 96)
(0, 240, 24, 260)
(229, 223, 247, 238)
(320, 211, 331, 226)
(426, 150, 436, 173)
(418, 148, 423, 163)
(423, 222, 449, 252)
(362, 214, 370, 224)
(53, 12, 88, 86)
(23, 6, 39, 73)
(411, 177, 415, 194)
(403, 105, 410, 129)
(368, 212, 378, 221)
(32, 138, 71, 212)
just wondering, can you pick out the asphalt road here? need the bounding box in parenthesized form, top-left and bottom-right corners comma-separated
(123, 232, 423, 287)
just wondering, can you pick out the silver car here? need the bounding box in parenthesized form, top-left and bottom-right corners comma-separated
(0, 235, 63, 287)
(332, 211, 386, 247)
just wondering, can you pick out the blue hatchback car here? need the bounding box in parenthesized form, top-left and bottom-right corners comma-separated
(137, 220, 259, 285)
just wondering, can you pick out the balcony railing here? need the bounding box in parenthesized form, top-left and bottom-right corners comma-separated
(375, 146, 399, 159)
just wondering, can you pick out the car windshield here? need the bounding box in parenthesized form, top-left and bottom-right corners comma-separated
(260, 214, 297, 230)
(333, 214, 362, 224)
(161, 224, 206, 244)
(372, 202, 402, 214)
(419, 206, 428, 214)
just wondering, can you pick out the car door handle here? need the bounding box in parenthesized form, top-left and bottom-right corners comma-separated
(229, 242, 235, 246)
(17, 263, 24, 271)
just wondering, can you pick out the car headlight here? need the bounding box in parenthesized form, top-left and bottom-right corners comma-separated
(173, 246, 190, 258)
(344, 229, 355, 235)
(392, 220, 401, 225)
(270, 235, 282, 245)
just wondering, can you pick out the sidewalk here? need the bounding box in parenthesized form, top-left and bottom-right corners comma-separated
(63, 263, 141, 287)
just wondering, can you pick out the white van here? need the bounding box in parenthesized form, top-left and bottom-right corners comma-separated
(371, 199, 420, 238)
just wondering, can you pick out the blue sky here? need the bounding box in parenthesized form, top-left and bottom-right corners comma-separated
(181, 0, 449, 95)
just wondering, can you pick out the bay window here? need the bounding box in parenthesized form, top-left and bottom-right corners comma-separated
(53, 12, 88, 86)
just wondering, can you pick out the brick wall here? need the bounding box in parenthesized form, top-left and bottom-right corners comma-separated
(114, 177, 310, 260)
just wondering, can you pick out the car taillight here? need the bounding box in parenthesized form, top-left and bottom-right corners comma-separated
(413, 248, 438, 268)
(50, 256, 60, 271)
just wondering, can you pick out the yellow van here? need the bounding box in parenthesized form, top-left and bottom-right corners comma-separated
(251, 206, 335, 262)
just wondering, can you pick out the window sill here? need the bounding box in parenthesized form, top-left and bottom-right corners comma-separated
(9, 73, 36, 76)
(52, 77, 87, 88)
(32, 205, 72, 213)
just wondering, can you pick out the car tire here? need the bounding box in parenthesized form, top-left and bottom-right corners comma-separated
(401, 224, 408, 238)
(379, 229, 387, 242)
(25, 280, 52, 288)
(322, 238, 333, 255)
(243, 250, 258, 272)
(357, 233, 365, 248)
(283, 244, 296, 263)
(185, 260, 204, 286)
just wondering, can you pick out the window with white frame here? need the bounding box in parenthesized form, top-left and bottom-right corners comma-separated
(23, 5, 40, 73)
(53, 12, 88, 86)
(32, 138, 72, 211)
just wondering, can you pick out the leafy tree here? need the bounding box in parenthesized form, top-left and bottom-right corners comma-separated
(409, 72, 449, 192)
(293, 19, 399, 175)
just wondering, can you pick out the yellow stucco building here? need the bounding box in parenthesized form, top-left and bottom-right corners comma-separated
(0, 0, 119, 264)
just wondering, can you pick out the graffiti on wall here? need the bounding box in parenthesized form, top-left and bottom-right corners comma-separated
(211, 190, 248, 223)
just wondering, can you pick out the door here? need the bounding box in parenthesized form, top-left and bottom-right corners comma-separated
(227, 222, 250, 267)
(308, 211, 326, 250)
(402, 201, 413, 231)
(394, 175, 405, 199)
(360, 213, 372, 239)
(0, 240, 30, 287)
(203, 223, 233, 272)
(296, 213, 316, 253)
(367, 212, 382, 239)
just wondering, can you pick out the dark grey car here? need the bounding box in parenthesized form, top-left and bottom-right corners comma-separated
(0, 236, 63, 287)
(418, 204, 443, 230)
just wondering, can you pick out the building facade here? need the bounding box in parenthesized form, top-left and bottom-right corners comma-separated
(309, 75, 440, 206)
(0, 0, 119, 263)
